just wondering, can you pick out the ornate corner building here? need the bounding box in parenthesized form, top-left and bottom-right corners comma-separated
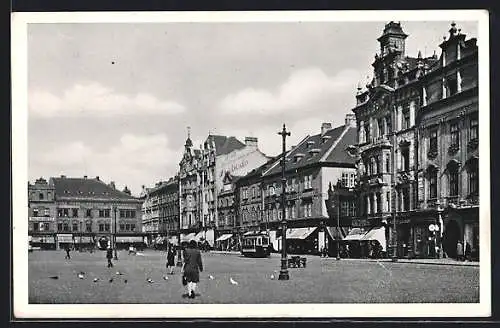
(352, 21, 478, 259)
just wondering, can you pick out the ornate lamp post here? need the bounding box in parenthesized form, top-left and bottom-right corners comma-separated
(391, 111, 398, 262)
(278, 124, 290, 281)
(336, 185, 341, 261)
(113, 206, 118, 260)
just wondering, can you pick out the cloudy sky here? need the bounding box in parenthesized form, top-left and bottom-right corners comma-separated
(27, 19, 478, 196)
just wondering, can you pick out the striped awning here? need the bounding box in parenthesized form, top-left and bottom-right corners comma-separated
(116, 236, 144, 243)
(216, 234, 233, 242)
(74, 236, 93, 243)
(180, 232, 196, 242)
(343, 228, 368, 241)
(287, 227, 317, 240)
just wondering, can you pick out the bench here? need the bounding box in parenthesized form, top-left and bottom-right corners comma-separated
(288, 256, 307, 268)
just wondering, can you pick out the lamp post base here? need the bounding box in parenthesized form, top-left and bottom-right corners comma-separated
(336, 256, 341, 261)
(278, 259, 289, 280)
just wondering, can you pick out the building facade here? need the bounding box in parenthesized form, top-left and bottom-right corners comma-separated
(29, 175, 144, 250)
(417, 22, 479, 260)
(351, 21, 479, 259)
(28, 178, 57, 249)
(178, 130, 268, 247)
(215, 172, 241, 250)
(141, 177, 180, 245)
(234, 116, 358, 255)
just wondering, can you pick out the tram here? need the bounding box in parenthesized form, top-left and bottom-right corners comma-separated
(241, 232, 271, 257)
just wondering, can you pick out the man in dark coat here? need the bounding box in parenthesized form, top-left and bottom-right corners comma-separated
(166, 245, 176, 275)
(183, 240, 203, 299)
(106, 246, 114, 268)
(65, 245, 71, 260)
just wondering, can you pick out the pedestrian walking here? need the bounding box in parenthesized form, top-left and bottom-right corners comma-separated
(456, 241, 464, 261)
(465, 242, 472, 261)
(182, 240, 203, 299)
(106, 246, 114, 268)
(64, 245, 71, 260)
(166, 245, 176, 275)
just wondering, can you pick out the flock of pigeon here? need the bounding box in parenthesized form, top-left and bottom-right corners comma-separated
(48, 269, 280, 286)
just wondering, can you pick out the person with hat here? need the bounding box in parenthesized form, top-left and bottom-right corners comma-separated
(182, 240, 204, 299)
(106, 246, 114, 268)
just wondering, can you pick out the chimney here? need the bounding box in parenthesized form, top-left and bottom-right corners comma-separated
(83, 175, 87, 179)
(109, 181, 116, 189)
(245, 136, 258, 148)
(123, 186, 131, 195)
(96, 176, 100, 181)
(321, 122, 332, 135)
(345, 114, 356, 128)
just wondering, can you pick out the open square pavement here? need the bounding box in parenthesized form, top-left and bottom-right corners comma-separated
(28, 250, 479, 304)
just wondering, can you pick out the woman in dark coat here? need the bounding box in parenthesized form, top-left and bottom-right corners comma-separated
(182, 240, 203, 299)
(166, 245, 176, 274)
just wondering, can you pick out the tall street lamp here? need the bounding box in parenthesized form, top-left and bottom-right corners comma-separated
(278, 123, 290, 281)
(336, 185, 341, 261)
(113, 206, 118, 260)
(391, 112, 398, 262)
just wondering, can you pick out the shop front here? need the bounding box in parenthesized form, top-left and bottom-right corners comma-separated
(30, 234, 56, 250)
(56, 233, 74, 250)
(442, 206, 479, 260)
(215, 233, 233, 251)
(115, 235, 146, 250)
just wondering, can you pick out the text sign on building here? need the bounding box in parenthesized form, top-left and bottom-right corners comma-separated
(29, 217, 55, 222)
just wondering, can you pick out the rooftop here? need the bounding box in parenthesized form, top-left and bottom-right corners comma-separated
(206, 135, 246, 156)
(50, 176, 140, 201)
(263, 124, 357, 177)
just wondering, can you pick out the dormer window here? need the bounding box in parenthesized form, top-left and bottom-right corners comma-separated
(308, 148, 321, 157)
(306, 140, 315, 148)
(294, 153, 305, 163)
(321, 136, 332, 144)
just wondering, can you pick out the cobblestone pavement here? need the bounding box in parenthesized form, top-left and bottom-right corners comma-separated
(28, 249, 479, 304)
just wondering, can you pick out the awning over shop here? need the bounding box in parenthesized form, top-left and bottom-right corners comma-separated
(154, 236, 166, 244)
(287, 227, 317, 240)
(216, 234, 233, 242)
(362, 226, 387, 251)
(243, 231, 260, 236)
(193, 231, 205, 242)
(343, 228, 368, 241)
(31, 236, 56, 243)
(74, 236, 94, 243)
(116, 236, 144, 243)
(180, 232, 196, 242)
(57, 234, 73, 243)
(326, 226, 347, 240)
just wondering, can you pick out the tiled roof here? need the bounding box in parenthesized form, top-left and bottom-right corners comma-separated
(51, 177, 140, 201)
(207, 135, 245, 156)
(238, 156, 280, 182)
(263, 125, 356, 177)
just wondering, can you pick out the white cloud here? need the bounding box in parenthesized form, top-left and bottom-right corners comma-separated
(29, 82, 186, 118)
(219, 67, 359, 115)
(35, 134, 183, 196)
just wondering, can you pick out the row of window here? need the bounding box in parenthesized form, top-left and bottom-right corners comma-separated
(428, 115, 478, 154)
(51, 222, 137, 233)
(427, 162, 478, 199)
(56, 208, 136, 218)
(30, 191, 52, 201)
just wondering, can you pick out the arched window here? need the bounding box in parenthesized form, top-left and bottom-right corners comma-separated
(428, 166, 438, 199)
(447, 161, 460, 197)
(467, 158, 479, 196)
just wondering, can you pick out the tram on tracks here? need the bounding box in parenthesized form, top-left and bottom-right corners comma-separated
(241, 232, 271, 257)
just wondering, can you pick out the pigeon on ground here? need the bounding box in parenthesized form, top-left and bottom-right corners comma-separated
(77, 273, 85, 279)
(124, 279, 128, 283)
(109, 278, 113, 283)
(116, 271, 123, 275)
(230, 277, 238, 285)
(163, 276, 169, 280)
(93, 278, 99, 282)
(49, 276, 59, 280)
(209, 275, 215, 280)
(147, 278, 154, 283)
(270, 274, 275, 280)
